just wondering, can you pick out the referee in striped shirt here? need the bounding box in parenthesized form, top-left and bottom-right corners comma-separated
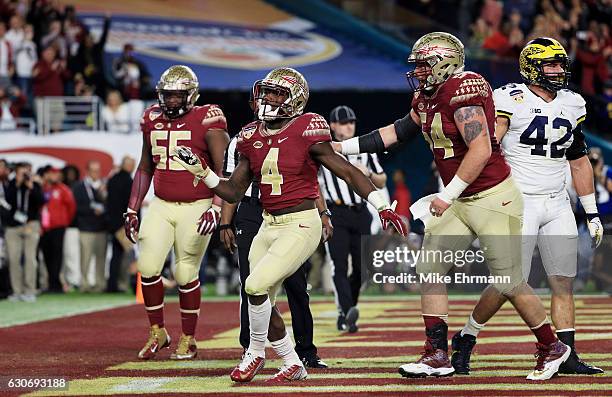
(219, 134, 328, 369)
(321, 106, 387, 333)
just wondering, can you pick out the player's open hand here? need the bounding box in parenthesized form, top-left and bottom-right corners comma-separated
(379, 201, 408, 236)
(430, 196, 450, 217)
(123, 210, 139, 244)
(197, 206, 220, 235)
(170, 145, 211, 186)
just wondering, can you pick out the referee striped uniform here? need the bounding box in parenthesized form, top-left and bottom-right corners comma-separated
(319, 152, 384, 327)
(223, 135, 322, 364)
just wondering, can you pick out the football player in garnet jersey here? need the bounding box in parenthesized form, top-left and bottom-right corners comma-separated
(334, 32, 569, 380)
(172, 67, 407, 383)
(124, 65, 229, 361)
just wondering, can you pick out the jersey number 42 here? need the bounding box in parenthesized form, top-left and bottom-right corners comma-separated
(520, 116, 572, 158)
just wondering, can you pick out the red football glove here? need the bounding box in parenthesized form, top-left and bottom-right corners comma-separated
(123, 210, 139, 244)
(197, 206, 220, 235)
(379, 201, 408, 236)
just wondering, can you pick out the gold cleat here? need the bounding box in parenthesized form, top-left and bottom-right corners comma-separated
(138, 325, 171, 360)
(170, 334, 198, 360)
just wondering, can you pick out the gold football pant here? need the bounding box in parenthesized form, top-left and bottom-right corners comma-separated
(138, 197, 212, 285)
(416, 177, 524, 294)
(245, 208, 321, 305)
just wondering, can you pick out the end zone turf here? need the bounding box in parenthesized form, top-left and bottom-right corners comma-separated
(2, 295, 611, 396)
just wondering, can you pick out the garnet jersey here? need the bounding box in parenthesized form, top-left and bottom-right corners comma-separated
(411, 71, 510, 197)
(236, 113, 331, 212)
(140, 104, 227, 202)
(493, 83, 586, 195)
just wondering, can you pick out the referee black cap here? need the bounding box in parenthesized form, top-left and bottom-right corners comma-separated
(329, 105, 356, 123)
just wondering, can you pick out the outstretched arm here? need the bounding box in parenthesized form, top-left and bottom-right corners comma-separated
(310, 142, 407, 236)
(335, 110, 421, 154)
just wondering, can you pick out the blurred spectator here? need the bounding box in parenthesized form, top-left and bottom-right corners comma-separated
(6, 15, 25, 51)
(0, 22, 14, 89)
(62, 5, 85, 57)
(112, 43, 151, 100)
(105, 156, 135, 293)
(470, 18, 491, 49)
(61, 164, 80, 289)
(575, 34, 610, 95)
(391, 169, 411, 223)
(33, 45, 69, 133)
(32, 45, 69, 97)
(0, 86, 25, 130)
(40, 20, 67, 60)
(2, 162, 44, 302)
(601, 80, 612, 125)
(72, 160, 107, 292)
(479, 0, 503, 31)
(39, 166, 75, 293)
(70, 14, 110, 98)
(14, 24, 36, 110)
(28, 0, 62, 46)
(0, 158, 9, 215)
(102, 90, 130, 133)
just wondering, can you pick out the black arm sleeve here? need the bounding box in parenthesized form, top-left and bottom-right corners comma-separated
(393, 112, 421, 143)
(356, 113, 420, 154)
(357, 129, 385, 153)
(565, 124, 588, 160)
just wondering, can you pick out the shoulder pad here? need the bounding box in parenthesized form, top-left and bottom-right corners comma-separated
(301, 113, 331, 138)
(202, 104, 227, 128)
(448, 73, 491, 106)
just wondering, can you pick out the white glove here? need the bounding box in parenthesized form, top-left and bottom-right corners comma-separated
(586, 215, 603, 248)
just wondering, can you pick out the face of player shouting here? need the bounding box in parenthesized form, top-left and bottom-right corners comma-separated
(259, 86, 291, 128)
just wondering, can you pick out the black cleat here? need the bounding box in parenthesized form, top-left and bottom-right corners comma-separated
(301, 355, 329, 369)
(559, 352, 604, 375)
(451, 331, 476, 375)
(346, 306, 359, 333)
(337, 314, 347, 331)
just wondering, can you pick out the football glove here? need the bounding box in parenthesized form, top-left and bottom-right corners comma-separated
(197, 206, 221, 235)
(379, 201, 408, 237)
(171, 146, 212, 187)
(123, 210, 139, 244)
(586, 214, 603, 248)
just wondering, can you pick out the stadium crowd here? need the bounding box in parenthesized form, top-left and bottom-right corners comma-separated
(0, 0, 150, 133)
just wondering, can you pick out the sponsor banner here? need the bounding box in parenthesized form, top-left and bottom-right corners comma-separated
(81, 14, 408, 90)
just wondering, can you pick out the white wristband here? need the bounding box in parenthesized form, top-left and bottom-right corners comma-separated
(579, 193, 598, 214)
(438, 175, 469, 204)
(126, 208, 137, 214)
(367, 190, 389, 211)
(202, 172, 220, 189)
(340, 138, 360, 155)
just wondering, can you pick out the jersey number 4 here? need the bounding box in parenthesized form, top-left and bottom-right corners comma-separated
(261, 148, 283, 195)
(520, 116, 572, 158)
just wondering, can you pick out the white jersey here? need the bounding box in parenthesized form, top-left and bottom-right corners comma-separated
(493, 83, 586, 195)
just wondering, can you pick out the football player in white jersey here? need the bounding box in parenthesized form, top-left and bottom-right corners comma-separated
(451, 38, 604, 376)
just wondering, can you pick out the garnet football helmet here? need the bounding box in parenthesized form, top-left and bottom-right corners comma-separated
(156, 65, 199, 119)
(253, 68, 309, 121)
(519, 37, 570, 92)
(406, 32, 465, 92)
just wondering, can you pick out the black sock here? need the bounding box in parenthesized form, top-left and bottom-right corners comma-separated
(556, 329, 575, 350)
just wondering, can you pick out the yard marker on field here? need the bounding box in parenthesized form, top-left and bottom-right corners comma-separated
(136, 272, 144, 304)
